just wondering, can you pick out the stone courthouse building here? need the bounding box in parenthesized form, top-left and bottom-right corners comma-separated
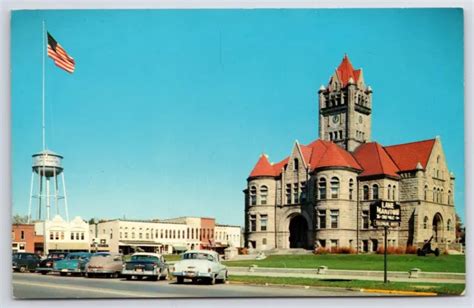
(244, 55, 457, 252)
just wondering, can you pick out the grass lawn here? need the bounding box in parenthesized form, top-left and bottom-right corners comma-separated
(223, 254, 465, 273)
(229, 275, 465, 296)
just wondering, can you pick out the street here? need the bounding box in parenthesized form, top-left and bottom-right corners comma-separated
(12, 273, 387, 298)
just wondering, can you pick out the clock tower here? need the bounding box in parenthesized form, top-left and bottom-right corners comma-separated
(318, 54, 373, 152)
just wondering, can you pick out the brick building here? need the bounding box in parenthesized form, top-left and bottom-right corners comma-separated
(12, 224, 44, 254)
(244, 55, 458, 252)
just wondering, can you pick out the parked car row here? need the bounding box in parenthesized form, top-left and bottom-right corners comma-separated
(12, 250, 227, 285)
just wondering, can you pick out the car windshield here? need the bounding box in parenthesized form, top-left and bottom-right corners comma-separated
(131, 255, 159, 262)
(183, 253, 214, 261)
(92, 253, 110, 257)
(67, 254, 86, 260)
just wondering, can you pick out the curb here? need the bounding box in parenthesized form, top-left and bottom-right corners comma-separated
(361, 288, 437, 296)
(228, 280, 439, 296)
(228, 280, 366, 293)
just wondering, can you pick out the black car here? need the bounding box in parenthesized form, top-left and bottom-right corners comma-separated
(12, 253, 40, 273)
(36, 252, 69, 275)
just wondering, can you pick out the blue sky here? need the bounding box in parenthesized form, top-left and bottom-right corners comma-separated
(11, 9, 464, 226)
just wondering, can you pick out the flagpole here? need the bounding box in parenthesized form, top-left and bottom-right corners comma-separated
(42, 20, 46, 151)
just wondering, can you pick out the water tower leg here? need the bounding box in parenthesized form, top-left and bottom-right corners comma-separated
(38, 173, 43, 220)
(46, 177, 51, 220)
(54, 168, 58, 216)
(62, 172, 69, 222)
(27, 172, 34, 224)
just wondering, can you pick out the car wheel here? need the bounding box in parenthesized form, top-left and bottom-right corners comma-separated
(209, 275, 216, 285)
(177, 276, 184, 284)
(41, 271, 47, 275)
(221, 271, 228, 283)
(434, 248, 440, 256)
(19, 266, 27, 273)
(60, 272, 67, 276)
(112, 272, 119, 278)
(125, 276, 132, 280)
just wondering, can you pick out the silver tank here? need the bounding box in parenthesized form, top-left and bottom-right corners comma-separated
(32, 150, 63, 178)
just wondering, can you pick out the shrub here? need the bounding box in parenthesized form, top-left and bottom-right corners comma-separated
(376, 246, 418, 254)
(239, 247, 248, 255)
(332, 246, 356, 254)
(314, 247, 331, 255)
(405, 245, 418, 254)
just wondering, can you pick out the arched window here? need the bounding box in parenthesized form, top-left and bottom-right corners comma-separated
(440, 189, 444, 204)
(433, 187, 436, 202)
(447, 219, 452, 231)
(424, 185, 428, 201)
(387, 185, 392, 200)
(349, 179, 354, 200)
(250, 186, 257, 206)
(423, 216, 429, 229)
(294, 158, 299, 171)
(393, 185, 396, 200)
(372, 184, 379, 200)
(330, 177, 340, 199)
(318, 178, 327, 200)
(260, 185, 268, 205)
(363, 185, 369, 201)
(448, 190, 452, 205)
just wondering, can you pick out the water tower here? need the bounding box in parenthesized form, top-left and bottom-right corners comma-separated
(27, 149, 69, 222)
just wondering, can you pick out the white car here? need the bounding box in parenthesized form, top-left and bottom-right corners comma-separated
(171, 250, 227, 285)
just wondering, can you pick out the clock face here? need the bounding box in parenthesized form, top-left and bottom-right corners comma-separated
(332, 115, 339, 124)
(359, 115, 363, 124)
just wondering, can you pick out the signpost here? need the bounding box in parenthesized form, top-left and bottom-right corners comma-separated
(370, 200, 401, 283)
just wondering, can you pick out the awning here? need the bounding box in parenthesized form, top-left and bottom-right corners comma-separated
(172, 246, 188, 252)
(118, 242, 161, 248)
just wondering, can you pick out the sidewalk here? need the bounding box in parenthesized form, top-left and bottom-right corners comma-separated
(228, 266, 466, 284)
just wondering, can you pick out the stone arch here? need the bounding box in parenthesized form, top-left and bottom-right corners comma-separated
(277, 210, 313, 249)
(432, 213, 444, 243)
(288, 214, 309, 249)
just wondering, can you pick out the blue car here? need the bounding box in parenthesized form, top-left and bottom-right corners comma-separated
(53, 252, 92, 276)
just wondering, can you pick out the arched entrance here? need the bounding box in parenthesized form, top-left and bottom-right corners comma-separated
(432, 213, 443, 243)
(289, 215, 308, 249)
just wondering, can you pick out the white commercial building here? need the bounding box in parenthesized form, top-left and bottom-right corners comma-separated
(37, 215, 90, 254)
(90, 217, 242, 255)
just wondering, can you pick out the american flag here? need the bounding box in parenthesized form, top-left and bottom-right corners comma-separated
(47, 32, 75, 73)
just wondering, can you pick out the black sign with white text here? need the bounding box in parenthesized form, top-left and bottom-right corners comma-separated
(369, 200, 401, 227)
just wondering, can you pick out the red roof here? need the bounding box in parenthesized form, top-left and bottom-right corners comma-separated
(384, 139, 436, 171)
(311, 140, 362, 170)
(248, 154, 276, 177)
(353, 142, 400, 178)
(249, 138, 436, 179)
(335, 54, 361, 87)
(249, 139, 362, 178)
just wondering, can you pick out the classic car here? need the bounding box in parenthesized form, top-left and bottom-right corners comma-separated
(171, 250, 227, 285)
(36, 252, 69, 275)
(12, 252, 40, 273)
(85, 252, 123, 278)
(121, 253, 169, 281)
(52, 252, 92, 276)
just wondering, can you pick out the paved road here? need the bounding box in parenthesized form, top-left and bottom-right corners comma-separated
(12, 273, 386, 299)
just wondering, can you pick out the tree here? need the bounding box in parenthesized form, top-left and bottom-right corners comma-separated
(12, 214, 28, 224)
(455, 214, 465, 244)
